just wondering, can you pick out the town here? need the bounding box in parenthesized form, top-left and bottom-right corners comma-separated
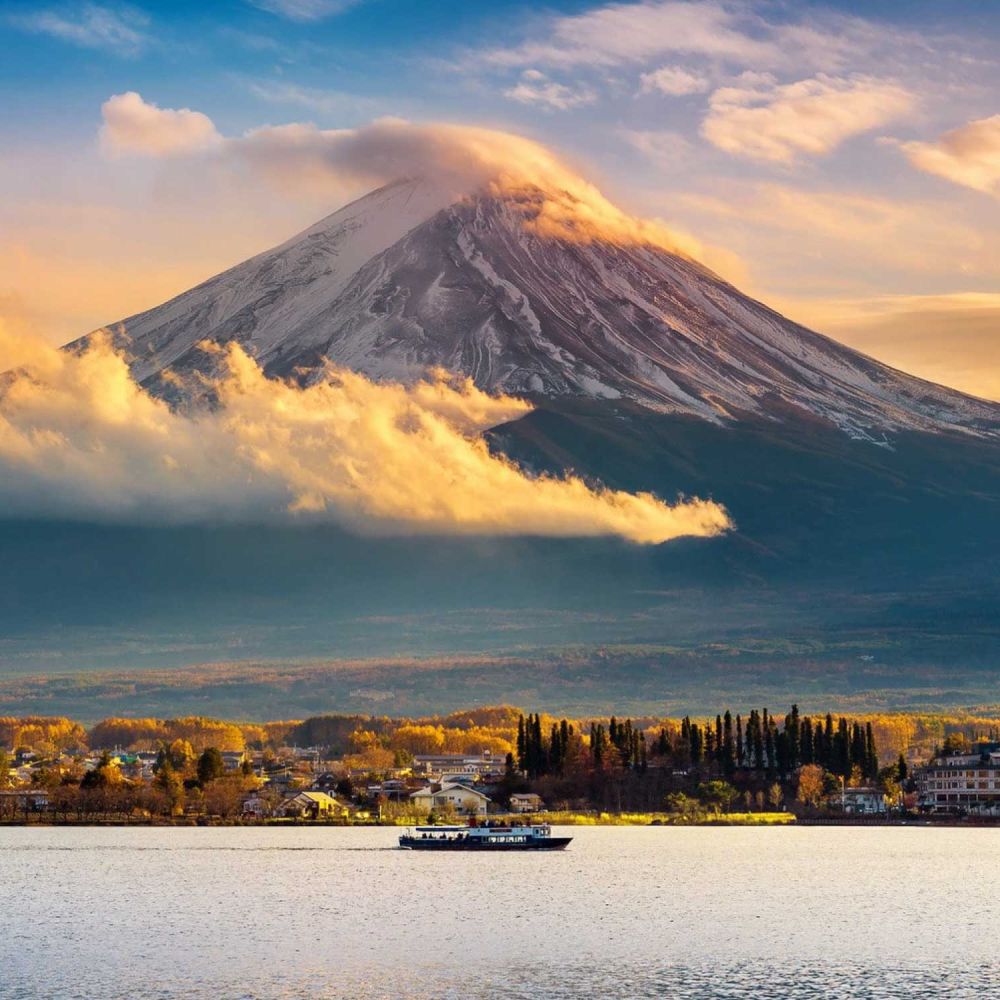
(2, 706, 999, 825)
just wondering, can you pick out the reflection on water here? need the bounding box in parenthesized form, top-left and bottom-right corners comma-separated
(2, 826, 997, 999)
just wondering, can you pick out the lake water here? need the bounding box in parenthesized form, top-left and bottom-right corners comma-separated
(1, 826, 997, 999)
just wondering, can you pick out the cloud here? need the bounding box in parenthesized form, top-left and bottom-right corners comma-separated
(622, 129, 694, 171)
(246, 80, 378, 115)
(0, 324, 731, 542)
(898, 115, 1000, 196)
(780, 293, 1000, 402)
(503, 70, 596, 111)
(96, 95, 722, 265)
(702, 74, 914, 163)
(671, 180, 1000, 295)
(247, 0, 361, 20)
(9, 2, 149, 56)
(476, 0, 904, 76)
(480, 1, 779, 70)
(638, 65, 710, 97)
(99, 92, 223, 158)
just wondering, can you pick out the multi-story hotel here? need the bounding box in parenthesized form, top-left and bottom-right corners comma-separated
(917, 742, 1000, 814)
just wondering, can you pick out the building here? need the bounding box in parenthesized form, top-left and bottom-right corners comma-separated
(279, 791, 352, 820)
(509, 793, 545, 814)
(841, 788, 888, 815)
(410, 782, 491, 817)
(412, 752, 504, 780)
(917, 742, 1000, 814)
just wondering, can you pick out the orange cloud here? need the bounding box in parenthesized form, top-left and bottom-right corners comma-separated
(95, 95, 737, 275)
(0, 324, 732, 542)
(100, 91, 223, 158)
(702, 74, 914, 163)
(899, 115, 1000, 196)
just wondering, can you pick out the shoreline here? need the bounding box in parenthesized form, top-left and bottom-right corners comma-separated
(2, 814, 995, 829)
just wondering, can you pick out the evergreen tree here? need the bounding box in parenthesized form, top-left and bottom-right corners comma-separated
(690, 723, 704, 766)
(897, 753, 908, 783)
(197, 747, 225, 786)
(786, 704, 801, 770)
(735, 715, 744, 767)
(865, 723, 878, 780)
(764, 720, 776, 777)
(800, 718, 814, 765)
(835, 718, 851, 777)
(851, 723, 866, 779)
(722, 711, 736, 776)
(516, 715, 526, 772)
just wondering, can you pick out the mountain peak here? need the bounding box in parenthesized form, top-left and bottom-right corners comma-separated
(79, 180, 999, 441)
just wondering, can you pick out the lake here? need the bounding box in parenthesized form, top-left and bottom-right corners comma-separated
(1, 826, 997, 998)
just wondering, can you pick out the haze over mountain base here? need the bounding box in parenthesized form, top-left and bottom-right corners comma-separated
(2, 401, 997, 720)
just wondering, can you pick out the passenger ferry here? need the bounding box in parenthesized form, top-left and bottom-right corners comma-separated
(398, 821, 572, 851)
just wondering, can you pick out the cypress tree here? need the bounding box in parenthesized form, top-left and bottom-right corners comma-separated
(897, 753, 908, 783)
(787, 705, 801, 770)
(736, 714, 744, 767)
(865, 723, 878, 780)
(824, 714, 836, 770)
(690, 723, 704, 765)
(722, 711, 736, 776)
(836, 718, 851, 777)
(851, 722, 866, 779)
(517, 715, 526, 771)
(800, 718, 814, 765)
(750, 711, 764, 771)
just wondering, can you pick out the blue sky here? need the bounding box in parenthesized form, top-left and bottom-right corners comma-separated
(3, 0, 1000, 397)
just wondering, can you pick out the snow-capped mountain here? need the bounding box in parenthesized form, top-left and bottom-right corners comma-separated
(84, 178, 999, 440)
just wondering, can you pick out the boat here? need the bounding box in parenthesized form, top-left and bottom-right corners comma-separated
(398, 821, 572, 851)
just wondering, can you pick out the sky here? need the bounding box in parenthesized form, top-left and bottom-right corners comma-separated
(2, 0, 1000, 399)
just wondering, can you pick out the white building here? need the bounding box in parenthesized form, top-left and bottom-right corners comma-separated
(841, 788, 888, 814)
(917, 743, 1000, 814)
(410, 782, 491, 817)
(509, 793, 545, 814)
(412, 752, 504, 780)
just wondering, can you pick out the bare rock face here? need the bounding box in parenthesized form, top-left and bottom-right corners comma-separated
(78, 178, 999, 442)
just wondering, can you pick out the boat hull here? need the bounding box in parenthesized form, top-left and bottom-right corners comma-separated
(398, 836, 572, 851)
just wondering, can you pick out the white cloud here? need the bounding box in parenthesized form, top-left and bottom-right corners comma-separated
(481, 1, 778, 70)
(702, 74, 914, 163)
(898, 115, 1000, 196)
(622, 129, 693, 170)
(99, 92, 223, 158)
(503, 70, 596, 111)
(247, 0, 361, 21)
(246, 80, 378, 115)
(95, 98, 718, 263)
(0, 325, 732, 542)
(9, 2, 149, 56)
(638, 65, 710, 96)
(476, 0, 904, 76)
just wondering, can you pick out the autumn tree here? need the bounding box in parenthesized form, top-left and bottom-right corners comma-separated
(796, 764, 824, 809)
(155, 760, 186, 816)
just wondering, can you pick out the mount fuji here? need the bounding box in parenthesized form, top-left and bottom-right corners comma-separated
(80, 177, 998, 443)
(3, 172, 998, 710)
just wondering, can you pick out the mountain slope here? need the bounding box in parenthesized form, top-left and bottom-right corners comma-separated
(83, 179, 1000, 441)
